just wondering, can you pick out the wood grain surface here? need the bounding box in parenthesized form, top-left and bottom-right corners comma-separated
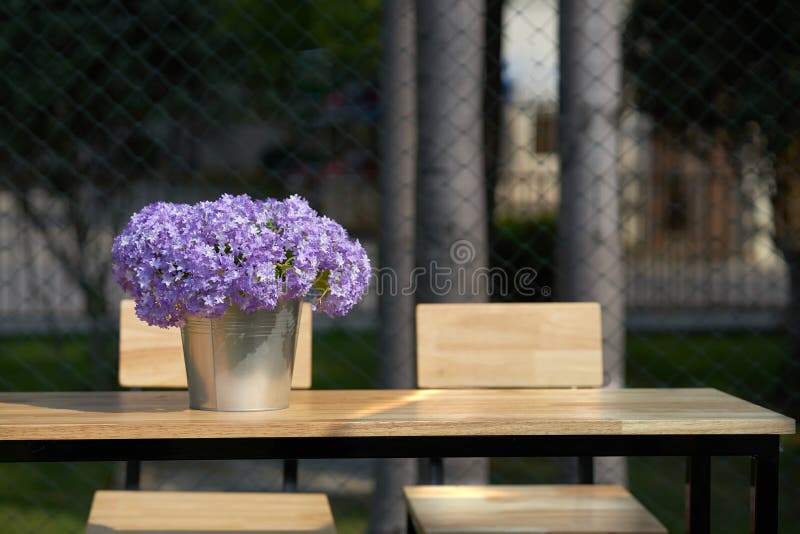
(404, 485, 666, 533)
(86, 490, 336, 533)
(118, 299, 313, 389)
(0, 389, 792, 441)
(416, 302, 603, 388)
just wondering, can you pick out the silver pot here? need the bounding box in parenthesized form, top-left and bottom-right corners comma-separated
(180, 299, 301, 411)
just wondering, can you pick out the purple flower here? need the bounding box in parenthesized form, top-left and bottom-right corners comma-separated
(112, 194, 371, 327)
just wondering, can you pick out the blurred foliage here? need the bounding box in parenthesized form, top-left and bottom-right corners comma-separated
(0, 0, 381, 184)
(0, 1, 220, 186)
(0, 0, 382, 325)
(219, 0, 381, 113)
(624, 0, 800, 155)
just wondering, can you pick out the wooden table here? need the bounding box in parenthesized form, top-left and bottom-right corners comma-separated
(0, 388, 793, 533)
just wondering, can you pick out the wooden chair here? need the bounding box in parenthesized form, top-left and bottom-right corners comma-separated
(118, 298, 312, 491)
(86, 299, 335, 533)
(87, 491, 336, 533)
(118, 298, 313, 390)
(404, 302, 666, 534)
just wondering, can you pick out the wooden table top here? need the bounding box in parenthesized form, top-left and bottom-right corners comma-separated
(0, 388, 793, 441)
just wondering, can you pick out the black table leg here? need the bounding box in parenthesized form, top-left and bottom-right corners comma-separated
(751, 445, 779, 534)
(125, 460, 141, 490)
(429, 457, 444, 485)
(407, 511, 418, 533)
(282, 459, 298, 492)
(686, 455, 710, 533)
(578, 456, 594, 484)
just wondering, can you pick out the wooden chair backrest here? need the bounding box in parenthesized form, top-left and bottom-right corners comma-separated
(416, 302, 603, 388)
(119, 299, 313, 389)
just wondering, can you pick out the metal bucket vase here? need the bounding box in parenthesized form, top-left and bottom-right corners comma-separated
(180, 299, 301, 411)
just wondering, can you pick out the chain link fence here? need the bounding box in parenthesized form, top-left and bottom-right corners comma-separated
(0, 0, 798, 532)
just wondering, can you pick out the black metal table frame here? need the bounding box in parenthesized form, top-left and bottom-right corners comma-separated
(0, 433, 780, 534)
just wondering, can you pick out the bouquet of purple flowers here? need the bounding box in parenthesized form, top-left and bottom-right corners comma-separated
(112, 194, 371, 327)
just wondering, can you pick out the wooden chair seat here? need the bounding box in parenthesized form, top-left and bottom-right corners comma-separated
(404, 485, 667, 534)
(86, 490, 337, 533)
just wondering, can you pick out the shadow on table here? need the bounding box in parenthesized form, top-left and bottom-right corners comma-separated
(0, 390, 188, 414)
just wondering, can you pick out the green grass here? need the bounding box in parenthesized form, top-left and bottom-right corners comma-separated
(312, 328, 377, 389)
(0, 336, 100, 392)
(627, 331, 786, 395)
(0, 463, 115, 533)
(0, 330, 797, 533)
